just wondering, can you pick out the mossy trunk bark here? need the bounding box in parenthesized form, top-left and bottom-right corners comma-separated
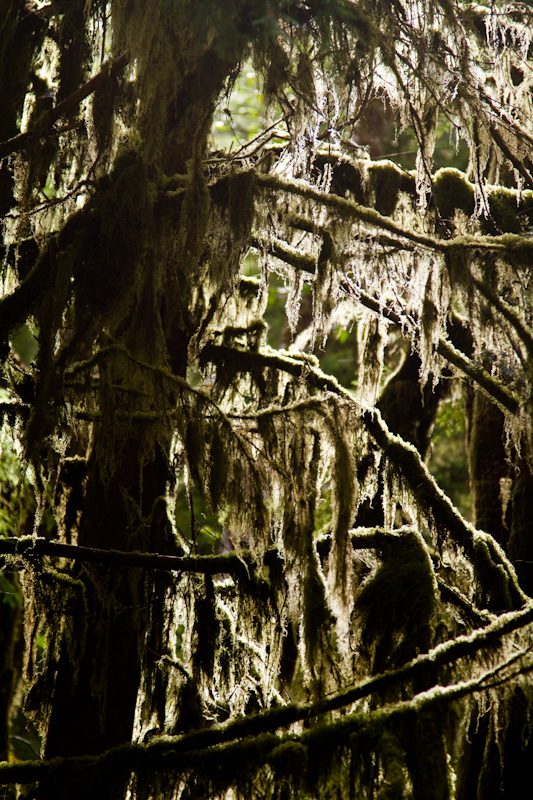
(457, 388, 533, 797)
(31, 5, 248, 796)
(466, 389, 510, 548)
(37, 442, 174, 799)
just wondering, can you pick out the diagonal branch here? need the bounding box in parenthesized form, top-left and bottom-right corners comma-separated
(0, 52, 129, 160)
(471, 275, 533, 356)
(1, 603, 533, 785)
(344, 286, 520, 414)
(202, 342, 527, 606)
(254, 171, 533, 258)
(246, 231, 521, 414)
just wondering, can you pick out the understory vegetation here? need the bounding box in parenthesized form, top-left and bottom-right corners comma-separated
(2, 0, 533, 798)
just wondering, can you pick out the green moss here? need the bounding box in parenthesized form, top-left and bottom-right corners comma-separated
(473, 537, 513, 611)
(354, 531, 436, 671)
(368, 161, 406, 217)
(377, 731, 408, 800)
(269, 741, 308, 778)
(481, 188, 522, 234)
(433, 168, 475, 221)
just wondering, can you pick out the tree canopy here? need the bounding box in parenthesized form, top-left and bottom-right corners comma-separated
(2, 0, 533, 797)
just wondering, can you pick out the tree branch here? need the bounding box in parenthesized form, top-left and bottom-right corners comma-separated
(0, 537, 251, 578)
(0, 52, 129, 160)
(202, 342, 526, 606)
(255, 171, 533, 258)
(361, 408, 526, 606)
(1, 603, 532, 784)
(250, 227, 521, 415)
(471, 275, 533, 356)
(346, 287, 520, 414)
(255, 171, 445, 251)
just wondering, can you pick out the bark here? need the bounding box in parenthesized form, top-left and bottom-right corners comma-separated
(0, 572, 21, 762)
(29, 5, 249, 797)
(37, 442, 171, 799)
(466, 389, 510, 548)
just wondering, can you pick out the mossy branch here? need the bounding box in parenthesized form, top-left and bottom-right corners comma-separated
(200, 342, 345, 397)
(490, 124, 533, 190)
(0, 537, 252, 578)
(362, 409, 526, 607)
(350, 287, 520, 414)
(1, 620, 532, 785)
(250, 233, 315, 273)
(471, 275, 533, 356)
(3, 529, 489, 625)
(0, 52, 129, 160)
(254, 172, 533, 257)
(436, 338, 520, 414)
(202, 343, 526, 605)
(350, 286, 516, 407)
(248, 230, 521, 415)
(255, 170, 444, 251)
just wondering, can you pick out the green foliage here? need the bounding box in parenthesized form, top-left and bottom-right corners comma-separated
(0, 574, 18, 613)
(213, 64, 265, 151)
(428, 393, 471, 520)
(10, 324, 38, 367)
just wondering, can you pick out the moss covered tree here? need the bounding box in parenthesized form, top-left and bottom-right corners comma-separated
(2, 0, 533, 797)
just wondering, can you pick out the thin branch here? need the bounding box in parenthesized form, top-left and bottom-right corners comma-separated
(435, 338, 520, 415)
(0, 537, 252, 578)
(250, 233, 315, 273)
(255, 170, 445, 251)
(0, 52, 129, 160)
(471, 275, 533, 356)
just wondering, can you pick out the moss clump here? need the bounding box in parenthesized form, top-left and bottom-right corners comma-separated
(368, 160, 406, 216)
(354, 532, 436, 671)
(481, 188, 522, 234)
(269, 741, 308, 779)
(433, 168, 475, 221)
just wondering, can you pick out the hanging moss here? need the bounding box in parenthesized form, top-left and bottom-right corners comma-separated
(4, 2, 533, 798)
(354, 531, 436, 672)
(376, 730, 408, 800)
